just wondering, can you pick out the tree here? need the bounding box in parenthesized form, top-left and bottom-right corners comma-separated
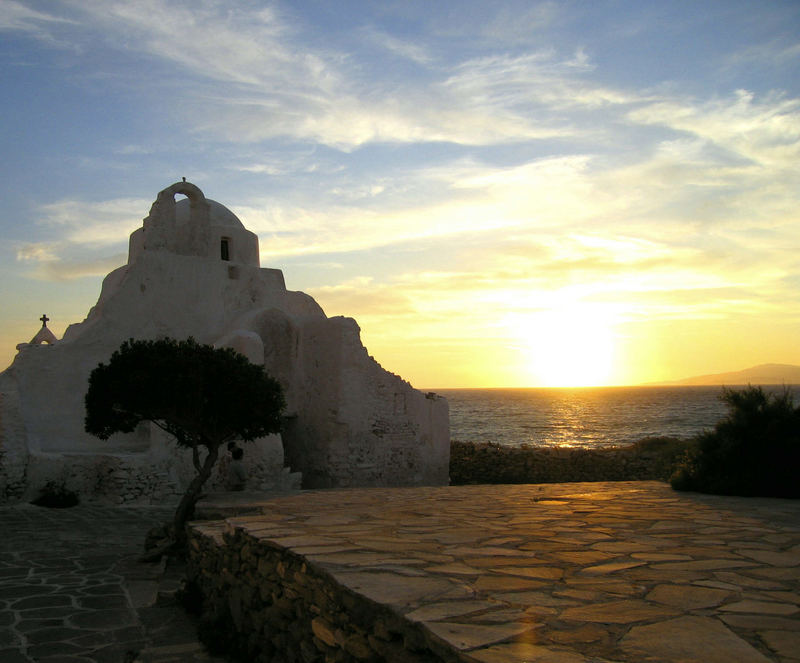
(671, 386, 800, 497)
(85, 337, 285, 553)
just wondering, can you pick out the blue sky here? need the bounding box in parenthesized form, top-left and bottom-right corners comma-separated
(1, 1, 799, 387)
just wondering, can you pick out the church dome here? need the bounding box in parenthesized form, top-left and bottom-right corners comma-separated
(175, 197, 245, 229)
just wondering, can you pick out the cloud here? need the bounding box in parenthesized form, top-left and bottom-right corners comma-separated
(5, 1, 795, 162)
(232, 164, 283, 175)
(629, 89, 800, 169)
(362, 27, 433, 65)
(12, 197, 147, 282)
(225, 119, 799, 322)
(16, 240, 126, 281)
(5, 6, 797, 305)
(37, 197, 148, 247)
(34, 254, 127, 281)
(308, 279, 416, 318)
(442, 51, 643, 116)
(294, 185, 799, 359)
(0, 1, 77, 39)
(189, 83, 570, 149)
(23, 2, 625, 148)
(723, 37, 800, 70)
(0, 1, 637, 153)
(16, 243, 59, 262)
(479, 1, 560, 43)
(60, 0, 302, 88)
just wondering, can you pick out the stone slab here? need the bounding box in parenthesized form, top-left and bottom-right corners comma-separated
(621, 616, 772, 663)
(405, 600, 499, 623)
(759, 630, 800, 660)
(646, 584, 733, 610)
(424, 620, 537, 651)
(469, 643, 591, 662)
(560, 599, 679, 624)
(719, 599, 798, 615)
(329, 571, 467, 607)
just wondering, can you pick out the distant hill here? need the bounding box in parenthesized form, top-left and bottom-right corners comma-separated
(670, 363, 800, 386)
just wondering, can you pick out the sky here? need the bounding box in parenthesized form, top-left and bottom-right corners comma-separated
(1, 1, 799, 388)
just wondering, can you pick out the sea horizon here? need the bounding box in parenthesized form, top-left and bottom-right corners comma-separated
(432, 384, 800, 450)
(424, 382, 800, 391)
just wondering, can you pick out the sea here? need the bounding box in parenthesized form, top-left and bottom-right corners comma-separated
(434, 385, 800, 449)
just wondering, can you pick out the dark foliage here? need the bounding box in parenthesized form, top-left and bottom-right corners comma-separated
(85, 337, 284, 448)
(30, 480, 80, 508)
(671, 386, 800, 497)
(85, 337, 286, 554)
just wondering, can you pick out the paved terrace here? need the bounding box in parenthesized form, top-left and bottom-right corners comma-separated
(1, 482, 798, 662)
(0, 503, 223, 663)
(192, 481, 800, 662)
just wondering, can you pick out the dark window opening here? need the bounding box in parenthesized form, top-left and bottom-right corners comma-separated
(221, 237, 230, 261)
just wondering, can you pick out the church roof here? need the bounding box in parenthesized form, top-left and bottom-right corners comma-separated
(175, 197, 246, 229)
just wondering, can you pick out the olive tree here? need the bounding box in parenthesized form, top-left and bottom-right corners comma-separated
(85, 337, 285, 552)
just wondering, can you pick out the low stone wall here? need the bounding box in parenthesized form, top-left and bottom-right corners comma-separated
(449, 438, 692, 485)
(3, 433, 298, 505)
(186, 522, 464, 663)
(23, 453, 184, 505)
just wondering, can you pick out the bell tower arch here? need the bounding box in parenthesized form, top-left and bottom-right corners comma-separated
(140, 180, 211, 256)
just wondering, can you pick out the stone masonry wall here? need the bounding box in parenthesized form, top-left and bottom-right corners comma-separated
(449, 439, 690, 486)
(186, 522, 465, 663)
(0, 390, 28, 501)
(12, 433, 296, 506)
(23, 453, 183, 505)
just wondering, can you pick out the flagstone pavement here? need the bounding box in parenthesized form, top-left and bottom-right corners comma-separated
(195, 481, 800, 662)
(1, 481, 798, 662)
(0, 503, 224, 663)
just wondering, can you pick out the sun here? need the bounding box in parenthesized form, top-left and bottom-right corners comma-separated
(512, 305, 617, 387)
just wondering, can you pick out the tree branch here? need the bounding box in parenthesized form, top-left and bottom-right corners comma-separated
(192, 443, 201, 473)
(149, 418, 173, 436)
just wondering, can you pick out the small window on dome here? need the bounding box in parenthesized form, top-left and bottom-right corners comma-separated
(220, 237, 231, 261)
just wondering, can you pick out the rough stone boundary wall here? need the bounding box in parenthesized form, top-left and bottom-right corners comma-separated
(1, 451, 183, 504)
(449, 439, 690, 485)
(3, 436, 296, 505)
(25, 453, 183, 505)
(187, 522, 466, 663)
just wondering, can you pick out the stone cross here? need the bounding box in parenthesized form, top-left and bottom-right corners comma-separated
(28, 314, 57, 345)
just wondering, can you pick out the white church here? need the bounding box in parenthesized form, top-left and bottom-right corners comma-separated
(0, 181, 450, 504)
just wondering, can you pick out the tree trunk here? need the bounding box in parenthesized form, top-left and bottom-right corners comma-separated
(172, 443, 220, 548)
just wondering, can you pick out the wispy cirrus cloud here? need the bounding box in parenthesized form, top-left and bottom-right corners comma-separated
(14, 197, 147, 280)
(32, 255, 127, 282)
(16, 242, 60, 262)
(629, 89, 800, 168)
(480, 1, 559, 43)
(7, 2, 625, 148)
(36, 198, 148, 247)
(60, 0, 302, 87)
(0, 0, 77, 40)
(5, 2, 797, 159)
(722, 35, 800, 70)
(362, 27, 434, 65)
(15, 239, 126, 281)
